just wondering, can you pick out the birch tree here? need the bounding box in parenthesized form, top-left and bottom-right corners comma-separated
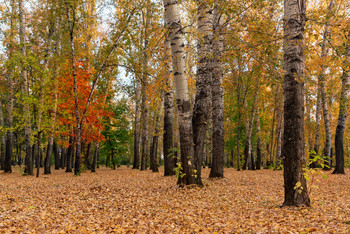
(163, 0, 196, 185)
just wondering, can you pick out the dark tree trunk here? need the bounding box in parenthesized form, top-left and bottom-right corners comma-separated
(282, 0, 310, 207)
(209, 6, 225, 178)
(61, 147, 66, 169)
(163, 31, 175, 176)
(54, 141, 60, 170)
(192, 1, 213, 183)
(44, 139, 53, 174)
(65, 136, 73, 173)
(333, 70, 349, 173)
(91, 142, 99, 172)
(106, 153, 110, 167)
(111, 149, 116, 170)
(150, 105, 162, 172)
(36, 132, 41, 177)
(0, 99, 5, 171)
(84, 142, 92, 170)
(19, 0, 33, 176)
(40, 148, 44, 167)
(4, 0, 15, 174)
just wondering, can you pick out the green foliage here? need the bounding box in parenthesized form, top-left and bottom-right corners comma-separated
(168, 148, 185, 179)
(294, 152, 329, 197)
(100, 99, 132, 166)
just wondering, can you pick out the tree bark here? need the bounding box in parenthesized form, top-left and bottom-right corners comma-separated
(163, 0, 196, 185)
(193, 1, 213, 183)
(243, 91, 258, 171)
(256, 109, 261, 170)
(0, 99, 5, 171)
(333, 42, 350, 174)
(209, 6, 225, 178)
(319, 0, 334, 171)
(140, 6, 150, 171)
(19, 0, 33, 175)
(65, 135, 73, 172)
(91, 142, 99, 172)
(282, 0, 310, 207)
(163, 38, 175, 176)
(53, 141, 60, 170)
(133, 80, 141, 169)
(150, 102, 163, 172)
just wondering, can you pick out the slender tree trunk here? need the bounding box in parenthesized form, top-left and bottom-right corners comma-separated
(256, 109, 261, 170)
(140, 7, 150, 171)
(150, 103, 163, 172)
(319, 0, 334, 171)
(140, 83, 149, 171)
(244, 92, 258, 171)
(133, 80, 141, 169)
(333, 43, 350, 174)
(91, 142, 99, 172)
(19, 0, 33, 175)
(282, 0, 310, 207)
(111, 148, 116, 170)
(209, 5, 225, 178)
(61, 146, 66, 169)
(193, 1, 213, 183)
(65, 135, 73, 172)
(0, 100, 5, 170)
(163, 0, 196, 185)
(53, 141, 60, 170)
(4, 1, 15, 173)
(236, 84, 242, 171)
(84, 142, 91, 170)
(163, 39, 175, 176)
(275, 106, 283, 167)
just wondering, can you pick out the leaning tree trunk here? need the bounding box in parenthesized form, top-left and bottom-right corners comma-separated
(209, 5, 225, 178)
(163, 38, 175, 176)
(133, 79, 141, 169)
(163, 0, 196, 185)
(19, 0, 33, 175)
(333, 43, 350, 174)
(192, 1, 213, 184)
(282, 0, 310, 207)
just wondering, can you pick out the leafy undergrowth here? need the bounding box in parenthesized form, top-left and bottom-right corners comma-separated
(0, 167, 349, 233)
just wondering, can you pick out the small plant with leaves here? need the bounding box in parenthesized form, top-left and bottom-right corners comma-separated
(168, 148, 185, 179)
(294, 152, 329, 197)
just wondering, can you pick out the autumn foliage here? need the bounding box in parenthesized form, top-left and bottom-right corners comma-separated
(57, 60, 111, 144)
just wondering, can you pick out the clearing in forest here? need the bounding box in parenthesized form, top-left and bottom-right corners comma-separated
(0, 167, 349, 232)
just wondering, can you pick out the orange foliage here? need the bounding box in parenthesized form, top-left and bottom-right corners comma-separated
(57, 60, 111, 144)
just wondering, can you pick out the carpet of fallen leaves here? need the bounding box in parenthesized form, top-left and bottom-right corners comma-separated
(0, 166, 350, 233)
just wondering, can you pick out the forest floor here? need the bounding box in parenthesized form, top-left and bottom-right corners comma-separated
(0, 166, 349, 233)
